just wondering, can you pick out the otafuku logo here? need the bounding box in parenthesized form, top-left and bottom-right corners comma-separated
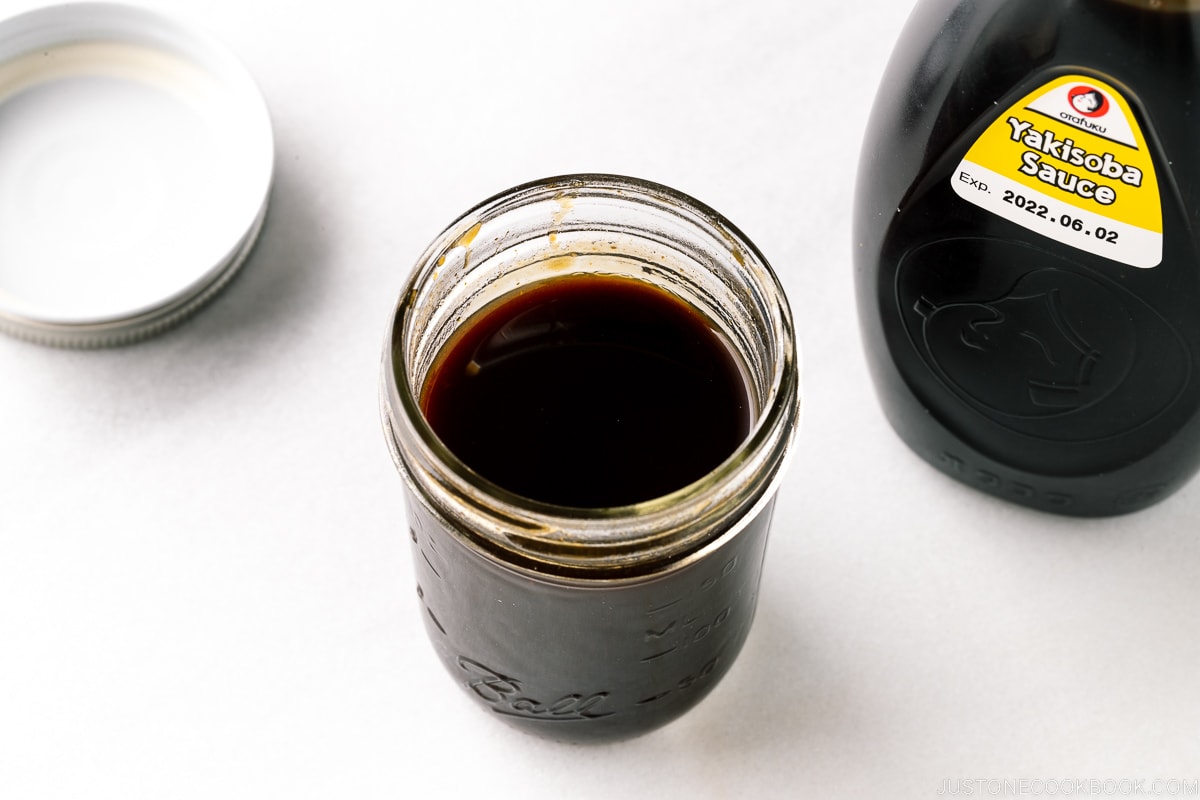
(1068, 85, 1110, 118)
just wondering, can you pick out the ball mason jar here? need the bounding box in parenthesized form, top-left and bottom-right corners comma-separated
(380, 174, 801, 742)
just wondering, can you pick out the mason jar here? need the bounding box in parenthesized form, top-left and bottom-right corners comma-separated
(380, 174, 800, 742)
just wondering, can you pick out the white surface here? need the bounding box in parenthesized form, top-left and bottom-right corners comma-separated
(0, 3, 272, 323)
(1, 1, 1198, 798)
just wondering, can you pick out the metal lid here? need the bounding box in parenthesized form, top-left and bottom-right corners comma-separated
(0, 2, 274, 347)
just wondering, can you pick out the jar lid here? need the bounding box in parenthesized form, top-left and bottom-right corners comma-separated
(0, 2, 274, 347)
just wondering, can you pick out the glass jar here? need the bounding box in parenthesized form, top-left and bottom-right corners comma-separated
(380, 174, 800, 742)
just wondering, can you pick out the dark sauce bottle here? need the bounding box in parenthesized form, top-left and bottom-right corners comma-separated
(855, 0, 1200, 515)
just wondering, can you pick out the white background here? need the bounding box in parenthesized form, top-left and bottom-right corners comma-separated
(3, 1, 1199, 798)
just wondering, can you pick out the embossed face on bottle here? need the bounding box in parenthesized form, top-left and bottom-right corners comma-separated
(896, 238, 1191, 445)
(913, 269, 1136, 419)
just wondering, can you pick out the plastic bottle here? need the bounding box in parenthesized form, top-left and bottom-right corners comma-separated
(855, 0, 1200, 516)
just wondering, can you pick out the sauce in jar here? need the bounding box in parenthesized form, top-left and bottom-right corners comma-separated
(420, 271, 752, 508)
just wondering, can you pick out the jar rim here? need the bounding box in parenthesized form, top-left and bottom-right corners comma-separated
(381, 173, 801, 577)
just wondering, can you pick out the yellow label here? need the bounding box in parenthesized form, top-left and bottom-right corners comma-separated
(951, 75, 1162, 268)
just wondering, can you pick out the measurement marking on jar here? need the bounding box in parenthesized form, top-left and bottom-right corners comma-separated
(700, 556, 739, 591)
(426, 606, 447, 636)
(635, 657, 719, 706)
(644, 557, 739, 620)
(640, 647, 678, 664)
(639, 607, 733, 664)
(411, 524, 447, 580)
(416, 585, 448, 635)
(647, 598, 683, 615)
(645, 620, 677, 640)
(421, 549, 443, 579)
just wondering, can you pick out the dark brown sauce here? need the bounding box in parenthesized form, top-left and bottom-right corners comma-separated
(420, 273, 752, 508)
